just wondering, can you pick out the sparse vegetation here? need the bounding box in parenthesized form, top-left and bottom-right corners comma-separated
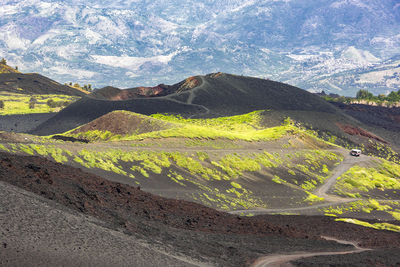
(0, 143, 72, 163)
(0, 92, 79, 115)
(322, 199, 400, 221)
(0, 133, 346, 211)
(304, 191, 324, 203)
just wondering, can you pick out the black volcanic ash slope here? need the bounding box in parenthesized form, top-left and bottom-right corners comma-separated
(179, 73, 338, 115)
(0, 73, 87, 96)
(32, 73, 342, 135)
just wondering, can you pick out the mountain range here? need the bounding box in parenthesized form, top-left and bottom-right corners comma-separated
(1, 0, 400, 95)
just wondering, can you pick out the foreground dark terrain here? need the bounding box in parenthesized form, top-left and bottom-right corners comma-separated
(1, 152, 399, 266)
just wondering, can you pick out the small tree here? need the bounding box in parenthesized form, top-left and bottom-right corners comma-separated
(387, 91, 400, 102)
(0, 58, 6, 65)
(0, 100, 4, 109)
(356, 89, 373, 100)
(15, 66, 18, 71)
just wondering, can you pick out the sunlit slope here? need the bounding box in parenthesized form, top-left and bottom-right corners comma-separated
(63, 110, 297, 142)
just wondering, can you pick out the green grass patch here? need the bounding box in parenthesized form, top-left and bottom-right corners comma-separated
(322, 199, 397, 217)
(304, 191, 324, 203)
(335, 160, 400, 196)
(151, 111, 264, 132)
(4, 143, 72, 163)
(272, 175, 286, 184)
(389, 211, 400, 220)
(335, 218, 400, 233)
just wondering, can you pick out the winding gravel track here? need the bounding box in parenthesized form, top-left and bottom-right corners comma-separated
(164, 76, 211, 118)
(251, 236, 371, 267)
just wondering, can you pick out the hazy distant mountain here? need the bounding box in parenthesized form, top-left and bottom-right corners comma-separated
(1, 0, 399, 95)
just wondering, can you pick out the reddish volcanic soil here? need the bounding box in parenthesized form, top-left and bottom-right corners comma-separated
(89, 85, 170, 101)
(69, 111, 172, 138)
(331, 102, 400, 134)
(110, 85, 166, 100)
(0, 152, 399, 266)
(336, 123, 387, 143)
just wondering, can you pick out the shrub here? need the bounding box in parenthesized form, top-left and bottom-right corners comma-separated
(47, 99, 57, 108)
(29, 97, 37, 109)
(47, 99, 71, 108)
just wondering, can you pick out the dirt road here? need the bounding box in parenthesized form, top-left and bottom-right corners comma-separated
(251, 236, 371, 267)
(314, 153, 371, 201)
(165, 76, 211, 118)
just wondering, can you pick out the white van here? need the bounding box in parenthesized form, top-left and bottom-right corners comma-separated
(350, 149, 361, 157)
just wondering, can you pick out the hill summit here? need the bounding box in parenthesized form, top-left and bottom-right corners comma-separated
(32, 73, 340, 135)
